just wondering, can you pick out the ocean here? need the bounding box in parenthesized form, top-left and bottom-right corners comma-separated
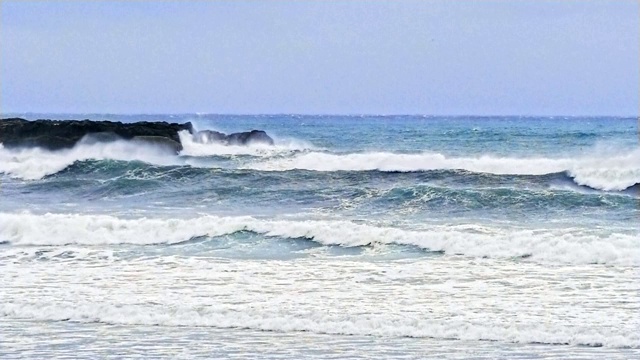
(0, 114, 638, 358)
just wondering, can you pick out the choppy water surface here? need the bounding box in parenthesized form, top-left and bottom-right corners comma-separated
(1, 115, 639, 358)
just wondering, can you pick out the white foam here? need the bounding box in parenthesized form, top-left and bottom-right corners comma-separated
(0, 140, 179, 180)
(247, 151, 568, 173)
(2, 138, 638, 191)
(246, 148, 640, 191)
(568, 149, 640, 191)
(1, 212, 638, 265)
(0, 132, 315, 180)
(178, 130, 314, 157)
(0, 247, 115, 262)
(1, 301, 636, 348)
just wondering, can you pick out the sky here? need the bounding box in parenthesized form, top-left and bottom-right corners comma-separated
(1, 0, 638, 116)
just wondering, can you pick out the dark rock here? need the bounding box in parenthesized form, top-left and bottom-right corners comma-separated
(193, 130, 228, 144)
(0, 118, 193, 151)
(0, 118, 275, 152)
(227, 130, 275, 146)
(193, 129, 274, 146)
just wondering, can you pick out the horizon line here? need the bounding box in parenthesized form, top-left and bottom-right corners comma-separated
(2, 112, 638, 119)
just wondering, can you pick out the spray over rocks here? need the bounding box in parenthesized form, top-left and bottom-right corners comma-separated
(0, 118, 275, 153)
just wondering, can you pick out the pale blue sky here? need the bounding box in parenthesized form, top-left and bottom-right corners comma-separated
(1, 0, 638, 116)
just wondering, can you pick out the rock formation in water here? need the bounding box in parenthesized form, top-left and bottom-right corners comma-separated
(0, 118, 193, 151)
(0, 118, 275, 152)
(193, 129, 275, 146)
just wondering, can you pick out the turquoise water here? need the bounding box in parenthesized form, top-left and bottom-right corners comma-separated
(1, 115, 639, 358)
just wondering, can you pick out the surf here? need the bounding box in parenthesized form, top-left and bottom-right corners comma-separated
(2, 212, 638, 265)
(2, 300, 636, 348)
(246, 148, 640, 191)
(2, 138, 638, 192)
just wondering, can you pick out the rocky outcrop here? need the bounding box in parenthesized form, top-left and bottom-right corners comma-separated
(0, 118, 193, 151)
(0, 118, 275, 152)
(193, 129, 274, 146)
(193, 130, 228, 144)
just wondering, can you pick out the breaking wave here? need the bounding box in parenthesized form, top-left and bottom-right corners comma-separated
(1, 140, 638, 191)
(246, 148, 640, 191)
(1, 212, 638, 265)
(0, 140, 180, 180)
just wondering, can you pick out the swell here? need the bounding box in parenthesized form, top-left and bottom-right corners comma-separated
(1, 212, 638, 265)
(2, 140, 639, 192)
(5, 160, 638, 218)
(21, 161, 640, 210)
(42, 159, 640, 196)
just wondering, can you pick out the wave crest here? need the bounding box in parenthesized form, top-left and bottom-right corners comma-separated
(0, 139, 179, 180)
(2, 139, 638, 192)
(1, 212, 638, 265)
(246, 148, 640, 191)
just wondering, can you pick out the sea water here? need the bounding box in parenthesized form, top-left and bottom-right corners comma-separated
(0, 114, 638, 358)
